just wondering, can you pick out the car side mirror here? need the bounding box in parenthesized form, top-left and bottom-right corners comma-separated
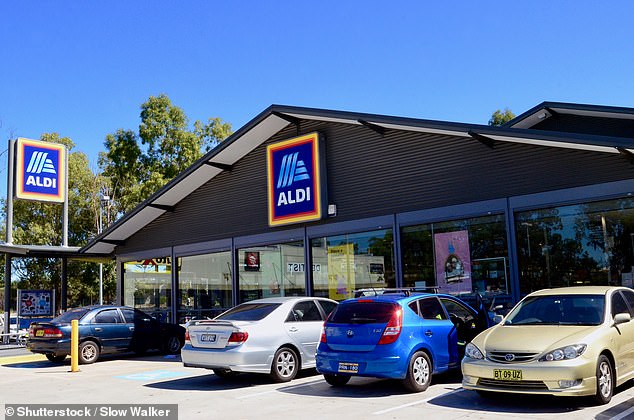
(614, 312, 631, 325)
(493, 314, 504, 325)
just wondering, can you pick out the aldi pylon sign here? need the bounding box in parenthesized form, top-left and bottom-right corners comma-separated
(15, 138, 67, 203)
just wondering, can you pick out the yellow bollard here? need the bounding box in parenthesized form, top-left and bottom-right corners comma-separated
(70, 319, 79, 372)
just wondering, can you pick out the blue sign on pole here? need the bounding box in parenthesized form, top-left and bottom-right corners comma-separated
(15, 138, 67, 203)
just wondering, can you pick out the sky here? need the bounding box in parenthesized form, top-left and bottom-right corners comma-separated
(2, 1, 634, 194)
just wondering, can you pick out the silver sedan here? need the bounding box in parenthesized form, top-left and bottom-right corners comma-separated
(181, 296, 338, 382)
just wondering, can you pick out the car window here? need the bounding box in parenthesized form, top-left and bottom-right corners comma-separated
(52, 307, 91, 323)
(287, 301, 323, 322)
(612, 292, 630, 317)
(93, 309, 123, 324)
(216, 303, 281, 321)
(121, 309, 135, 323)
(440, 298, 475, 319)
(317, 300, 337, 319)
(329, 302, 397, 324)
(620, 290, 634, 316)
(416, 297, 447, 320)
(505, 294, 604, 325)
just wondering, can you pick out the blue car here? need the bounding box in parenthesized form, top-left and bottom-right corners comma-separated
(27, 305, 185, 364)
(316, 290, 491, 392)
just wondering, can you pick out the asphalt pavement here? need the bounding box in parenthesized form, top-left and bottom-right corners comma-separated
(3, 349, 634, 420)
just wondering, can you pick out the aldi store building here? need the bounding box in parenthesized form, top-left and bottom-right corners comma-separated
(81, 101, 634, 323)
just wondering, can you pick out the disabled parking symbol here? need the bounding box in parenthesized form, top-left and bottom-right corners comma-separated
(116, 370, 189, 381)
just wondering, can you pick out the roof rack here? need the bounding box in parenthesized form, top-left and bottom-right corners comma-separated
(353, 286, 440, 298)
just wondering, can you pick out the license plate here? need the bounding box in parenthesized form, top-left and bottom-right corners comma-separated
(200, 333, 217, 343)
(36, 330, 44, 337)
(338, 362, 359, 373)
(494, 369, 522, 381)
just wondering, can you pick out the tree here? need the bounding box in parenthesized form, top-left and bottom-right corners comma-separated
(99, 94, 232, 215)
(488, 108, 516, 126)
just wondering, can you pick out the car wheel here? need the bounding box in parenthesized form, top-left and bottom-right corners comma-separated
(163, 335, 183, 354)
(213, 369, 237, 379)
(594, 355, 614, 405)
(79, 341, 100, 364)
(45, 354, 67, 363)
(402, 351, 432, 392)
(270, 347, 298, 382)
(323, 374, 351, 387)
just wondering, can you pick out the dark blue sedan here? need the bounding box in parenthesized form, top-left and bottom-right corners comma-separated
(27, 305, 185, 364)
(316, 291, 491, 392)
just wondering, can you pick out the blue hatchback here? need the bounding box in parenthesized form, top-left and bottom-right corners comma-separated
(316, 291, 491, 392)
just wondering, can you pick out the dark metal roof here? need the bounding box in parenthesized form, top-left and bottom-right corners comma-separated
(505, 101, 634, 129)
(79, 103, 634, 256)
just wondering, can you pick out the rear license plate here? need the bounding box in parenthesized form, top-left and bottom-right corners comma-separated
(35, 330, 44, 337)
(338, 362, 359, 373)
(200, 333, 217, 343)
(494, 369, 522, 381)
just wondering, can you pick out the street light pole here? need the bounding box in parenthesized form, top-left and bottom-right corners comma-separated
(98, 194, 110, 305)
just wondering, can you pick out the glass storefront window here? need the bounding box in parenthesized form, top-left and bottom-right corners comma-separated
(238, 241, 306, 302)
(515, 197, 634, 295)
(311, 229, 395, 300)
(401, 215, 509, 297)
(123, 257, 173, 322)
(178, 251, 233, 324)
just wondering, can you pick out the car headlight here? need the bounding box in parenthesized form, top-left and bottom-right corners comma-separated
(539, 344, 587, 361)
(465, 342, 484, 360)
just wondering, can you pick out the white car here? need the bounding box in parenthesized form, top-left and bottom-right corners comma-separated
(181, 296, 338, 382)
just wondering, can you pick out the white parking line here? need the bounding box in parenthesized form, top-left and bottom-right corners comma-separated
(372, 388, 464, 415)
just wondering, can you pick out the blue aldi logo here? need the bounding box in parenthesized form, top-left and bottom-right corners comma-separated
(15, 138, 67, 203)
(267, 133, 326, 226)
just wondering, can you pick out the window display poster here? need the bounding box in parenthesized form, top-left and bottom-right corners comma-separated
(434, 230, 472, 294)
(244, 252, 260, 271)
(18, 289, 54, 316)
(327, 243, 355, 300)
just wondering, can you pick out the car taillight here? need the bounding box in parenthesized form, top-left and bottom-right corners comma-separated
(320, 323, 327, 343)
(227, 331, 248, 345)
(184, 330, 191, 342)
(31, 326, 63, 338)
(378, 308, 402, 345)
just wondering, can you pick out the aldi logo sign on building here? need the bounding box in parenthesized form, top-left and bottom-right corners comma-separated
(15, 138, 67, 203)
(267, 132, 326, 226)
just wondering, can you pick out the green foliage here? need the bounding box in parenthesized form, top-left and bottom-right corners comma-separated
(100, 94, 232, 214)
(488, 108, 516, 126)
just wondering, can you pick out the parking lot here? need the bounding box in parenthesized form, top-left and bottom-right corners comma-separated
(2, 350, 634, 420)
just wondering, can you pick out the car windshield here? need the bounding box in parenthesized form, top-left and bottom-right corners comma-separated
(52, 307, 91, 323)
(328, 301, 397, 324)
(216, 303, 281, 321)
(504, 294, 605, 326)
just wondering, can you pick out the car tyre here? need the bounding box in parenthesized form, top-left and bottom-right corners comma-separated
(323, 374, 351, 387)
(402, 351, 432, 392)
(45, 354, 67, 363)
(213, 368, 238, 379)
(163, 334, 183, 354)
(79, 340, 100, 364)
(270, 347, 298, 382)
(594, 355, 614, 405)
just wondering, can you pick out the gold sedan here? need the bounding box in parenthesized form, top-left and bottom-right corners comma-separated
(461, 286, 634, 404)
